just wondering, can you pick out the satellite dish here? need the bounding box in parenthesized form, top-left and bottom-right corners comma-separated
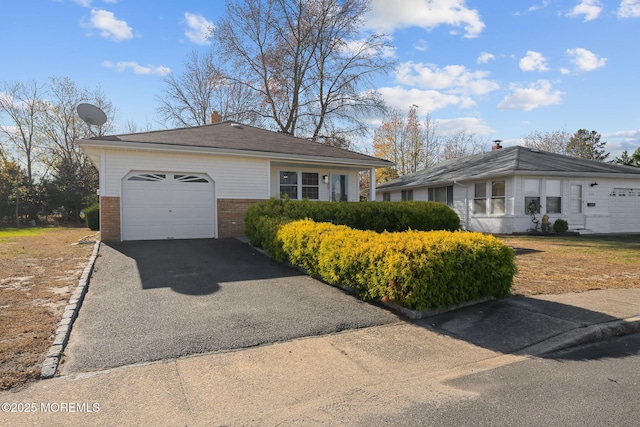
(77, 103, 107, 132)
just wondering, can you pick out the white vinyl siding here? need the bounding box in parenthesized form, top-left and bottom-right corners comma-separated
(102, 149, 268, 199)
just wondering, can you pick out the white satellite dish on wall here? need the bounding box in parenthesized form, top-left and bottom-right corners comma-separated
(77, 103, 107, 136)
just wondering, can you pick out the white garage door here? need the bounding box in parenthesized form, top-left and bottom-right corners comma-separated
(122, 172, 215, 240)
(609, 188, 640, 233)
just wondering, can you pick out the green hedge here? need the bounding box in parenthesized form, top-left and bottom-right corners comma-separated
(84, 203, 100, 231)
(277, 219, 516, 310)
(245, 198, 461, 237)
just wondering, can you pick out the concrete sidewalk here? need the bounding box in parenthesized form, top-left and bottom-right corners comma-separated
(1, 289, 639, 426)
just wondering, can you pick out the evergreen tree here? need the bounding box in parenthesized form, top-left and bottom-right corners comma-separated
(565, 129, 609, 161)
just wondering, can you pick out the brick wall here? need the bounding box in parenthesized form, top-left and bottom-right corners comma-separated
(217, 198, 265, 238)
(100, 196, 121, 242)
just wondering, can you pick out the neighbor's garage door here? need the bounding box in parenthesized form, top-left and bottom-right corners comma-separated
(609, 188, 640, 233)
(122, 172, 215, 240)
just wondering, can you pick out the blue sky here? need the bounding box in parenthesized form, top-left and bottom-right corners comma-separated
(2, 0, 639, 157)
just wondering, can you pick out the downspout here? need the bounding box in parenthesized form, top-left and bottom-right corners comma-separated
(453, 180, 469, 230)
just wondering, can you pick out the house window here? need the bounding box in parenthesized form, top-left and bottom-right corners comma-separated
(401, 190, 413, 201)
(382, 192, 391, 201)
(280, 171, 320, 200)
(279, 171, 298, 199)
(474, 182, 487, 214)
(491, 181, 505, 214)
(331, 174, 348, 202)
(525, 179, 541, 214)
(428, 185, 453, 207)
(546, 180, 562, 213)
(301, 172, 319, 200)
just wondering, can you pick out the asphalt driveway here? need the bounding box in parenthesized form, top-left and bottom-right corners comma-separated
(62, 238, 400, 373)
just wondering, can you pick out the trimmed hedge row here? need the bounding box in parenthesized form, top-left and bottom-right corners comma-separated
(277, 219, 516, 310)
(245, 198, 461, 237)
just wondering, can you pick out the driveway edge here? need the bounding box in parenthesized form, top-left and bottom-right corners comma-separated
(40, 240, 101, 379)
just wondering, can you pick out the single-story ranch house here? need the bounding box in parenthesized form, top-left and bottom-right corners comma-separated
(376, 144, 640, 234)
(79, 120, 391, 241)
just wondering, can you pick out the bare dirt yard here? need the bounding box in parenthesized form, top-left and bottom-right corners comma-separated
(498, 234, 640, 295)
(0, 227, 95, 390)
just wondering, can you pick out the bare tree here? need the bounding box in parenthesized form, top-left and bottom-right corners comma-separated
(37, 77, 111, 221)
(520, 128, 571, 154)
(212, 0, 394, 139)
(0, 80, 46, 185)
(156, 49, 262, 127)
(422, 113, 440, 168)
(440, 130, 485, 160)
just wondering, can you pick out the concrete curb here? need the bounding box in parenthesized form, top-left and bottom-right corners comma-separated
(40, 240, 101, 379)
(518, 315, 640, 357)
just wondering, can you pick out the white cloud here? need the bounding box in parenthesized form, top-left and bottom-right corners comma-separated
(566, 47, 607, 71)
(395, 62, 499, 96)
(414, 39, 429, 52)
(436, 117, 495, 135)
(477, 52, 495, 64)
(74, 0, 93, 6)
(366, 0, 485, 38)
(497, 80, 564, 111)
(343, 37, 396, 58)
(519, 51, 550, 72)
(82, 9, 133, 41)
(528, 1, 550, 12)
(378, 86, 467, 112)
(617, 0, 640, 18)
(184, 12, 212, 45)
(104, 61, 171, 75)
(567, 0, 603, 21)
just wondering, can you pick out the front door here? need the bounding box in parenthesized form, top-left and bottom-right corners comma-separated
(568, 182, 585, 229)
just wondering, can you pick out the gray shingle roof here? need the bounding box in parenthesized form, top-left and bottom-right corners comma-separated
(84, 121, 391, 167)
(377, 146, 640, 190)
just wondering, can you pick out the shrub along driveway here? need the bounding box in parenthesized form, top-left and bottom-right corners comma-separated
(61, 238, 400, 373)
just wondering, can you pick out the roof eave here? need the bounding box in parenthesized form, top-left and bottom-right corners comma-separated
(376, 169, 640, 191)
(77, 139, 393, 168)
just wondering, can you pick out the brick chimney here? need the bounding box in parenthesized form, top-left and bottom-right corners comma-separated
(492, 140, 503, 151)
(210, 111, 222, 124)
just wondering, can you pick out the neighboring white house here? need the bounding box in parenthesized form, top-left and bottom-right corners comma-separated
(376, 145, 640, 234)
(78, 120, 391, 241)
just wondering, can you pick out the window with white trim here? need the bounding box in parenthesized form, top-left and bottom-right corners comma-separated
(279, 171, 320, 200)
(546, 180, 562, 213)
(401, 189, 413, 201)
(525, 179, 541, 214)
(474, 182, 487, 214)
(279, 171, 298, 199)
(301, 172, 319, 199)
(428, 185, 453, 207)
(491, 181, 505, 214)
(382, 192, 391, 201)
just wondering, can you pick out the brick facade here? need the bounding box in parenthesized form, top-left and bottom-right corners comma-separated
(217, 198, 265, 238)
(100, 196, 121, 242)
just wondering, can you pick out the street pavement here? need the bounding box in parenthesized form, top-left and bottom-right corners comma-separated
(1, 238, 639, 426)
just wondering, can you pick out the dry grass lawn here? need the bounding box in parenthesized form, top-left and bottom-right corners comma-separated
(0, 227, 95, 390)
(498, 234, 640, 295)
